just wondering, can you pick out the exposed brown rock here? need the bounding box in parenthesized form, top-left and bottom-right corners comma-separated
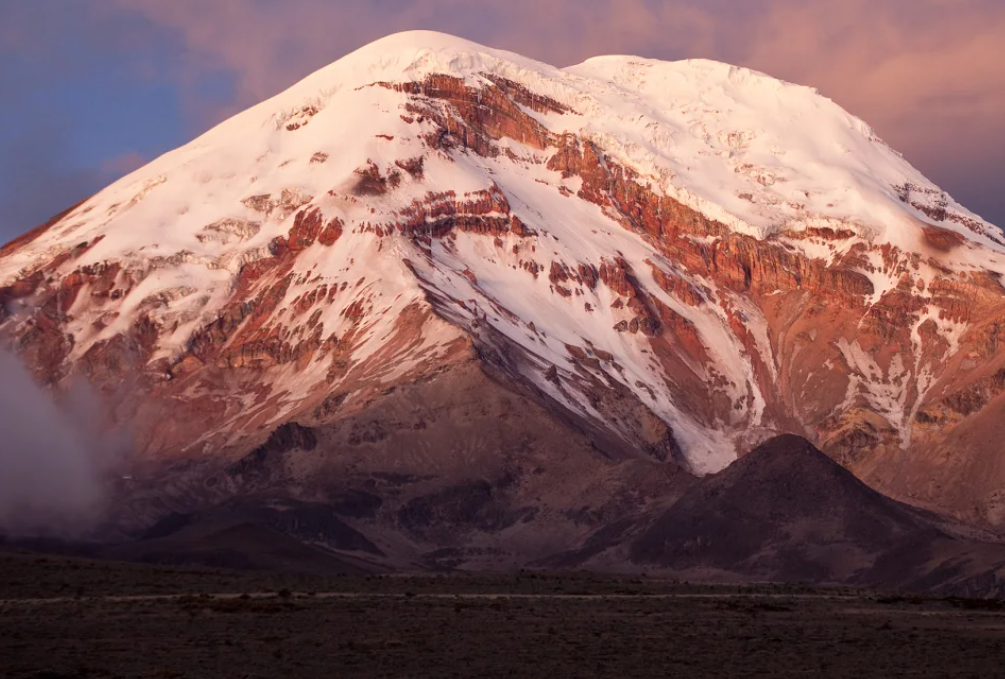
(918, 368, 1005, 423)
(395, 156, 425, 179)
(649, 263, 704, 307)
(389, 184, 529, 241)
(385, 74, 558, 157)
(351, 161, 394, 197)
(923, 226, 965, 252)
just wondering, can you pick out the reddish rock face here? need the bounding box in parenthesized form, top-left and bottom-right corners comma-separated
(4, 59, 1005, 540)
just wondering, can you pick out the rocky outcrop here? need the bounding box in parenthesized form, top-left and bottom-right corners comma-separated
(382, 74, 561, 157)
(389, 184, 528, 240)
(229, 422, 318, 478)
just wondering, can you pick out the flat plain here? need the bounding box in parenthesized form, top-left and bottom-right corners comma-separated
(3, 549, 1005, 679)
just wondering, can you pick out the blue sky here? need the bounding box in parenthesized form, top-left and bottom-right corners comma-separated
(1, 0, 1003, 241)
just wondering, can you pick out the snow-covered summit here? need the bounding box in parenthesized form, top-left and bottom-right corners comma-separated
(42, 31, 1005, 262)
(251, 31, 1001, 248)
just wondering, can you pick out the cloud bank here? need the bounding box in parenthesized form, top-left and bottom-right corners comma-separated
(0, 350, 119, 538)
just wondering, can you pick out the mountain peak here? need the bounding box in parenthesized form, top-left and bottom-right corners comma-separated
(286, 31, 558, 103)
(346, 30, 516, 59)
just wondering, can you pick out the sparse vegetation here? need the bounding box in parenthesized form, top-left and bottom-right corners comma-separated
(3, 550, 1005, 678)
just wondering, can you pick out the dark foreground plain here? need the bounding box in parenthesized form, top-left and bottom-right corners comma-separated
(3, 550, 1005, 678)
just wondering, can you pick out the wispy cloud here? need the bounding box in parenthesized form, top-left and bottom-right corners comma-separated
(101, 151, 148, 179)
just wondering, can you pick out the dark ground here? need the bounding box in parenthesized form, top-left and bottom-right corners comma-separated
(3, 549, 1005, 679)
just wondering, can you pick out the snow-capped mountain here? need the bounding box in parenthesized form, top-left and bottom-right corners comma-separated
(4, 31, 1005, 563)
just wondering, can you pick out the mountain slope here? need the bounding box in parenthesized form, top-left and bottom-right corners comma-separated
(630, 435, 939, 582)
(4, 31, 1005, 553)
(624, 435, 1005, 595)
(544, 436, 1005, 595)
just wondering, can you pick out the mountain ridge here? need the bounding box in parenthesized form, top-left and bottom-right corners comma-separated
(557, 435, 1005, 596)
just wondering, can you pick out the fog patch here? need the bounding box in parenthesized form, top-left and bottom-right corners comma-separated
(0, 350, 125, 538)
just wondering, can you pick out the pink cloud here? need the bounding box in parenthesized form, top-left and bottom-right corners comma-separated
(112, 1, 1005, 123)
(101, 151, 148, 179)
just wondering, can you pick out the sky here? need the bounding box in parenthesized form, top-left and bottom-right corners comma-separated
(1, 0, 1003, 243)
